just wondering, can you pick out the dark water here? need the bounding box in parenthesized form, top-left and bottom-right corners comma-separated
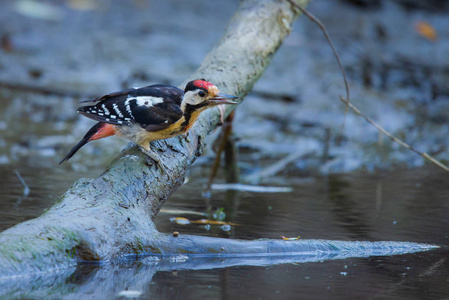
(0, 164, 448, 299)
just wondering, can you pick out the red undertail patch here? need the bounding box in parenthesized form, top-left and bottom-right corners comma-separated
(88, 123, 116, 141)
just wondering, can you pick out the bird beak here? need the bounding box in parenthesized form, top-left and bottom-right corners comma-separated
(207, 93, 238, 106)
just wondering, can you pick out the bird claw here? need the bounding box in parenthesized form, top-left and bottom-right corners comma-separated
(141, 146, 172, 178)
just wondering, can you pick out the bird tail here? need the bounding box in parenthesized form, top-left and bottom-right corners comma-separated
(59, 122, 116, 164)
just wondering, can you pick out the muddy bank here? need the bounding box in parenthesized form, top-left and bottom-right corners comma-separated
(0, 0, 448, 175)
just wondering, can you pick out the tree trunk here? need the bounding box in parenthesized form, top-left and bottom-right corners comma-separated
(0, 0, 436, 279)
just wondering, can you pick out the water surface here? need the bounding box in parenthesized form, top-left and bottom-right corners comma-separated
(0, 164, 447, 299)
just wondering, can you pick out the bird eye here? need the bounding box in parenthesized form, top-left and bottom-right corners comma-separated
(198, 91, 206, 97)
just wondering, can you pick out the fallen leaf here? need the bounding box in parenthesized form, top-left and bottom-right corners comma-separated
(190, 219, 238, 226)
(170, 217, 238, 226)
(415, 21, 437, 41)
(212, 183, 293, 193)
(116, 290, 143, 298)
(160, 208, 206, 216)
(169, 217, 191, 225)
(281, 236, 300, 241)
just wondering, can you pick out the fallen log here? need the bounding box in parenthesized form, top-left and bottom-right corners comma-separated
(0, 0, 437, 281)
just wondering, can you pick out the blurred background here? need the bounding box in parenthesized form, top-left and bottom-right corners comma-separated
(0, 0, 448, 299)
(1, 0, 448, 172)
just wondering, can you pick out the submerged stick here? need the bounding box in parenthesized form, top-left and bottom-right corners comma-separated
(14, 170, 30, 197)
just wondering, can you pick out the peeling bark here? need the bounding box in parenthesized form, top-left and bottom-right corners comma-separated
(0, 0, 437, 279)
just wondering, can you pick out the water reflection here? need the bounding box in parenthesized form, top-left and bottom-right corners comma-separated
(0, 247, 447, 299)
(327, 175, 373, 240)
(0, 162, 448, 299)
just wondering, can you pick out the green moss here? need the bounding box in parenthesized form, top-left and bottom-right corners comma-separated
(134, 236, 144, 253)
(178, 249, 194, 254)
(143, 245, 162, 254)
(65, 248, 76, 259)
(206, 248, 222, 254)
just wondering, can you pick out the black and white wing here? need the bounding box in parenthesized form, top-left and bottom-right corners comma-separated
(77, 84, 184, 131)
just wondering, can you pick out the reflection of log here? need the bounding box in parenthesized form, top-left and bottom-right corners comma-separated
(0, 0, 436, 280)
(0, 241, 437, 299)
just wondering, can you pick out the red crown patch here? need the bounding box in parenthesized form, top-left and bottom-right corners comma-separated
(193, 80, 214, 89)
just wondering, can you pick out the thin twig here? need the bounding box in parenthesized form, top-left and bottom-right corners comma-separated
(244, 149, 313, 184)
(203, 110, 235, 198)
(288, 1, 449, 172)
(14, 170, 30, 197)
(287, 0, 350, 103)
(203, 111, 237, 198)
(340, 96, 449, 171)
(13, 169, 28, 208)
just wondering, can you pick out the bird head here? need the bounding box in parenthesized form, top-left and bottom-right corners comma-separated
(181, 79, 238, 113)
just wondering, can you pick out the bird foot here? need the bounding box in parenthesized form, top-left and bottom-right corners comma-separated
(140, 146, 172, 177)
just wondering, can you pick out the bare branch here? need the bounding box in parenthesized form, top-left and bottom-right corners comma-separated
(287, 0, 448, 171)
(339, 96, 449, 171)
(287, 0, 350, 103)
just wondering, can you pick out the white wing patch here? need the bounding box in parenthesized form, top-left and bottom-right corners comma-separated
(132, 96, 164, 107)
(124, 96, 164, 119)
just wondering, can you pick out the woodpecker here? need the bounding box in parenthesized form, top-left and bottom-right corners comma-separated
(60, 79, 238, 164)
